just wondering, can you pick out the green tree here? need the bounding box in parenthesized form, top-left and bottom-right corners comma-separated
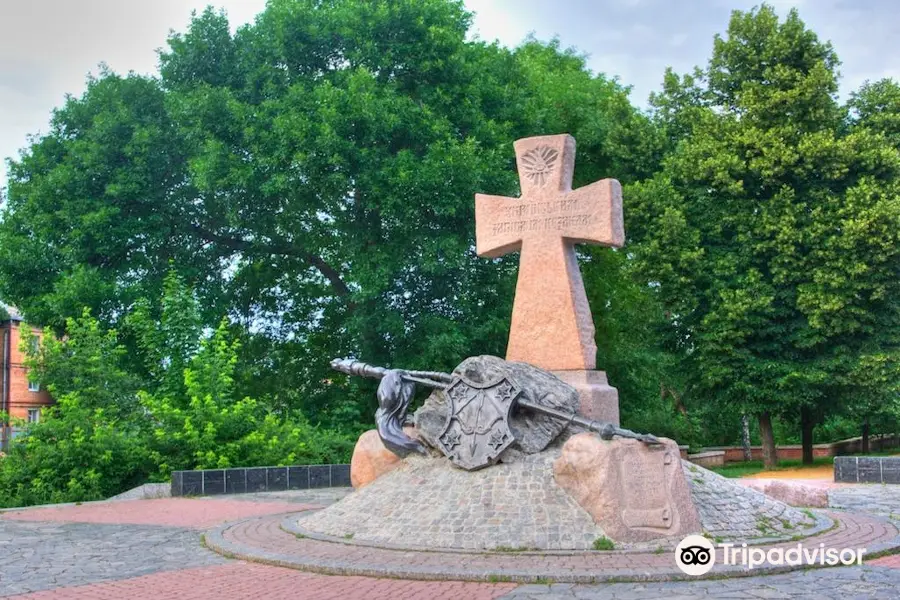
(632, 4, 900, 466)
(127, 269, 203, 397)
(140, 318, 352, 476)
(849, 78, 900, 150)
(0, 0, 658, 427)
(0, 312, 150, 507)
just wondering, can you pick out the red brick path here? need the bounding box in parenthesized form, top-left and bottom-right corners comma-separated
(870, 554, 900, 569)
(1, 498, 318, 529)
(5, 562, 517, 600)
(211, 511, 899, 581)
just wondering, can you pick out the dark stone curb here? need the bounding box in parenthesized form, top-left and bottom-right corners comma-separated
(172, 464, 351, 496)
(835, 456, 900, 484)
(202, 510, 900, 584)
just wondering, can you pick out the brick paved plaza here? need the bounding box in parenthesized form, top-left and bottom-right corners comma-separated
(1, 486, 900, 599)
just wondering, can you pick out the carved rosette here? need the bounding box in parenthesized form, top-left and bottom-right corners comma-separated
(520, 145, 559, 187)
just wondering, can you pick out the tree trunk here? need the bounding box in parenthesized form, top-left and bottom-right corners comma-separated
(758, 411, 777, 470)
(800, 405, 815, 465)
(741, 413, 752, 462)
(862, 417, 870, 454)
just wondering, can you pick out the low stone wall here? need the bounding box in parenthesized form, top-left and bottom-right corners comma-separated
(171, 464, 351, 496)
(702, 444, 833, 463)
(834, 456, 900, 484)
(701, 434, 899, 464)
(687, 450, 725, 468)
(831, 434, 899, 456)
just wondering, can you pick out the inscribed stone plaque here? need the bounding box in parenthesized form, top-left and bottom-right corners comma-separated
(553, 434, 700, 543)
(620, 450, 673, 530)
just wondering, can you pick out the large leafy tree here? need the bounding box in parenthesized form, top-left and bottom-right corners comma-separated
(631, 4, 900, 466)
(849, 78, 900, 150)
(0, 0, 659, 427)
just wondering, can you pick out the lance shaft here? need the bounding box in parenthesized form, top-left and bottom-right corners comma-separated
(330, 357, 659, 445)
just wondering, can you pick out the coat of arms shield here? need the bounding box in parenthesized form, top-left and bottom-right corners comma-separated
(437, 376, 519, 470)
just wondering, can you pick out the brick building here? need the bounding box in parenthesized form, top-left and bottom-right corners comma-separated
(1, 307, 53, 450)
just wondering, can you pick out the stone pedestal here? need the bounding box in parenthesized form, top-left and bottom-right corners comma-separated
(551, 369, 620, 425)
(553, 433, 701, 543)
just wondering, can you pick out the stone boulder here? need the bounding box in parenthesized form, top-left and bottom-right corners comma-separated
(413, 355, 580, 461)
(553, 433, 701, 543)
(740, 480, 829, 508)
(350, 429, 418, 489)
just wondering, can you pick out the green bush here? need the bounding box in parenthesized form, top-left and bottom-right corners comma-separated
(0, 281, 356, 508)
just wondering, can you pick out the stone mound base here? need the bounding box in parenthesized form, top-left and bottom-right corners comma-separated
(685, 462, 816, 540)
(299, 447, 818, 551)
(300, 449, 605, 551)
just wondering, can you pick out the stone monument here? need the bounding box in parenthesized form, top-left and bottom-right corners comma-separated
(475, 134, 622, 423)
(312, 133, 817, 550)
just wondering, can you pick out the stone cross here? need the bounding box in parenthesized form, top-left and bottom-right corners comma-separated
(475, 134, 624, 371)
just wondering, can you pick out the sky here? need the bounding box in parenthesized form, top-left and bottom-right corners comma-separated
(1, 0, 898, 189)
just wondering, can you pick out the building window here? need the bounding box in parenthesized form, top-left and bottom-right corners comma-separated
(27, 409, 40, 423)
(28, 380, 40, 392)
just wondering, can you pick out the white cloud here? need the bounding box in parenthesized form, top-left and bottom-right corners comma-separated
(2, 0, 899, 191)
(0, 0, 267, 190)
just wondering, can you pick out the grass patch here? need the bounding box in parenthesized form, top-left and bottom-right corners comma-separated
(654, 546, 666, 554)
(492, 545, 538, 553)
(343, 533, 354, 540)
(755, 516, 776, 535)
(593, 536, 615, 551)
(488, 575, 513, 583)
(709, 457, 833, 479)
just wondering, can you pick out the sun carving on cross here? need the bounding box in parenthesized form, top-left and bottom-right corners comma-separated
(521, 146, 559, 188)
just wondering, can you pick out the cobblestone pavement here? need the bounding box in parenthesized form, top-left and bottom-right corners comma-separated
(0, 520, 227, 596)
(829, 486, 900, 524)
(1, 487, 899, 599)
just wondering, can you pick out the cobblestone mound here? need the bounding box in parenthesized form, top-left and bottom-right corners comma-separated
(299, 449, 606, 551)
(684, 461, 816, 539)
(299, 448, 817, 551)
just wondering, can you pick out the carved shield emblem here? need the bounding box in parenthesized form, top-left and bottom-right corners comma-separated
(437, 376, 519, 470)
